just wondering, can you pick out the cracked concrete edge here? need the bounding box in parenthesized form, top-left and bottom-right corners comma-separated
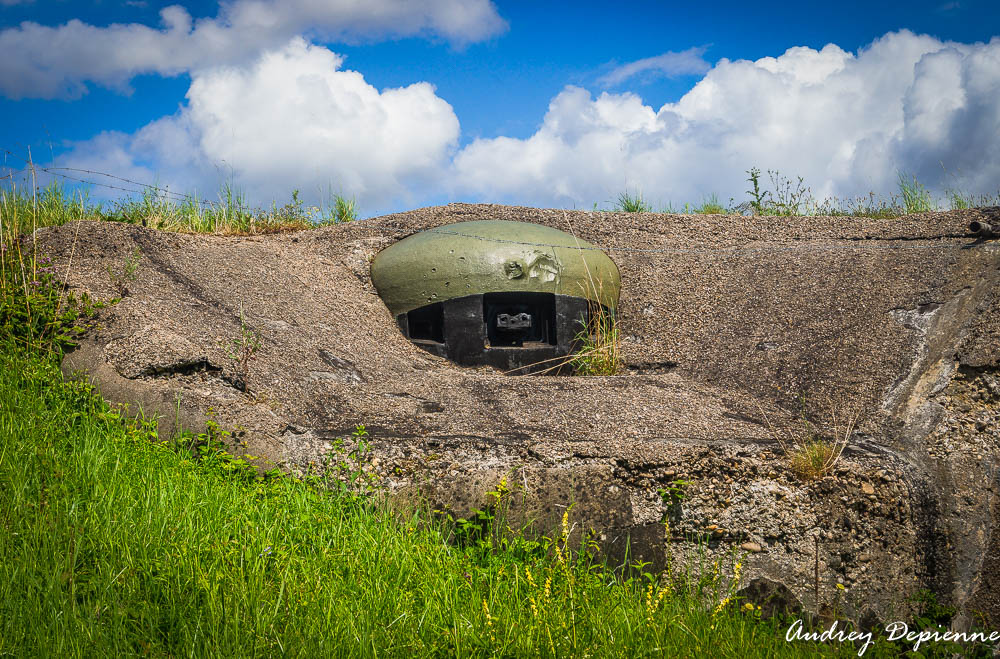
(61, 336, 210, 439)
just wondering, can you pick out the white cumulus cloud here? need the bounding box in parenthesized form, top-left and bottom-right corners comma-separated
(0, 0, 506, 99)
(52, 30, 1000, 218)
(452, 30, 1000, 210)
(58, 38, 460, 214)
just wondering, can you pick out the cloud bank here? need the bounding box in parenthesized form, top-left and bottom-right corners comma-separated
(456, 30, 1000, 209)
(57, 30, 1000, 215)
(0, 0, 506, 99)
(59, 39, 460, 212)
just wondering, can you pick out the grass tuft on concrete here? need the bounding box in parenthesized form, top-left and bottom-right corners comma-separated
(609, 168, 1000, 218)
(569, 302, 622, 376)
(1, 176, 357, 237)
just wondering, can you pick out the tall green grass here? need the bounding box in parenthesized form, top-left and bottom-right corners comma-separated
(613, 189, 653, 213)
(0, 176, 358, 237)
(611, 169, 1000, 217)
(896, 172, 935, 214)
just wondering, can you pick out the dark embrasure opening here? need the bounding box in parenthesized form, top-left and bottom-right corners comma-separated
(405, 302, 444, 343)
(483, 292, 556, 347)
(395, 292, 591, 374)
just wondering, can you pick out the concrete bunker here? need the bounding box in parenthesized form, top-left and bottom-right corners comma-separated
(370, 220, 621, 374)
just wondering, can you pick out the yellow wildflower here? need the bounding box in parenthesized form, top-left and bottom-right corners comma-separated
(482, 598, 496, 644)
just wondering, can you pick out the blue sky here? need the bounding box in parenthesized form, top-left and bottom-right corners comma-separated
(1, 0, 998, 216)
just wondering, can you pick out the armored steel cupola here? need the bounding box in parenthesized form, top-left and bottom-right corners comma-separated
(370, 220, 621, 374)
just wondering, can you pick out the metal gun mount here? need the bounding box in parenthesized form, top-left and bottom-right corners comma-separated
(497, 312, 532, 331)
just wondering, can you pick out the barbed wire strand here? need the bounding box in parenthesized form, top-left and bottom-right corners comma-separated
(422, 228, 994, 254)
(2, 153, 217, 208)
(43, 166, 213, 206)
(3, 156, 996, 255)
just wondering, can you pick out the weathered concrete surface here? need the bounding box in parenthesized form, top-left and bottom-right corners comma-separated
(34, 204, 1000, 626)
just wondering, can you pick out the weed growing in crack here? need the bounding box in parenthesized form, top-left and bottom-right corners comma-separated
(308, 424, 381, 497)
(737, 168, 813, 216)
(170, 408, 262, 486)
(565, 217, 622, 376)
(766, 170, 811, 215)
(658, 478, 694, 525)
(787, 439, 842, 481)
(694, 193, 728, 214)
(568, 301, 621, 376)
(325, 194, 358, 224)
(756, 399, 860, 481)
(224, 303, 262, 392)
(447, 477, 518, 552)
(744, 167, 769, 215)
(106, 248, 141, 297)
(897, 171, 936, 214)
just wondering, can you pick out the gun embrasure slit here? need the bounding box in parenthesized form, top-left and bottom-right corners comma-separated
(371, 220, 621, 375)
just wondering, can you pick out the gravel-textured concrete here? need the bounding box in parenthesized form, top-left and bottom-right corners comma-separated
(35, 203, 1000, 626)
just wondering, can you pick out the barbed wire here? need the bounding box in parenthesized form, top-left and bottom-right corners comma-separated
(422, 227, 994, 254)
(0, 167, 27, 182)
(40, 167, 212, 207)
(2, 152, 219, 208)
(2, 153, 997, 255)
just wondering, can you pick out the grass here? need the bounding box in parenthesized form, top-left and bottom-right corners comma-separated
(568, 302, 622, 376)
(755, 400, 858, 482)
(611, 168, 1000, 218)
(693, 193, 728, 215)
(787, 440, 844, 482)
(897, 172, 935, 215)
(613, 189, 653, 213)
(6, 163, 997, 237)
(0, 174, 358, 237)
(1, 180, 943, 658)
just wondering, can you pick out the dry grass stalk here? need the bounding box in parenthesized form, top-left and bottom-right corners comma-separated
(754, 399, 859, 481)
(567, 300, 621, 376)
(501, 214, 622, 377)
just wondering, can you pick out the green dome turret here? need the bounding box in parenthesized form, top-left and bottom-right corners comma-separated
(371, 220, 620, 316)
(371, 220, 621, 375)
